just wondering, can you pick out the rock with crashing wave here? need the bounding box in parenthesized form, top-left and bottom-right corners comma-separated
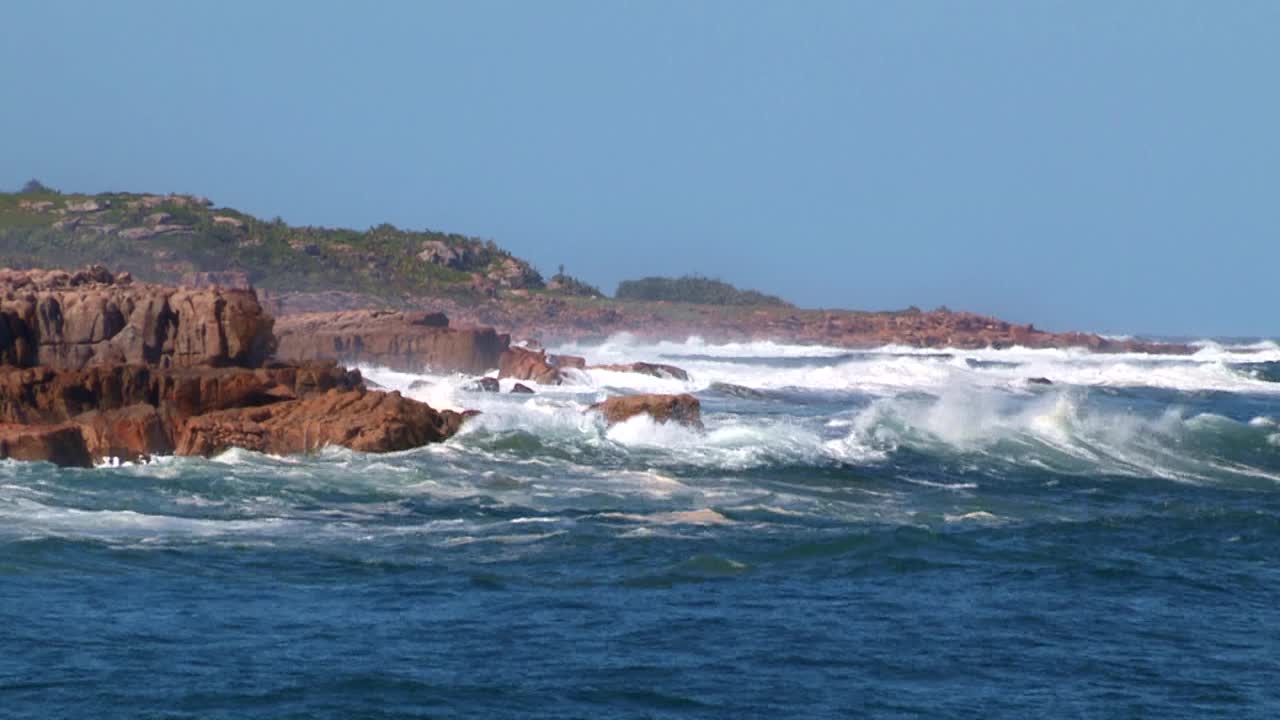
(0, 269, 471, 465)
(590, 393, 703, 429)
(175, 388, 465, 457)
(273, 310, 508, 376)
(591, 361, 690, 381)
(499, 346, 567, 385)
(464, 377, 500, 392)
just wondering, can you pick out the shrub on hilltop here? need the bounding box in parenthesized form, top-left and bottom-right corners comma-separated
(614, 275, 791, 307)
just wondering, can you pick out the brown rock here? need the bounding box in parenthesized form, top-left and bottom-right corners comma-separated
(510, 383, 535, 394)
(0, 423, 93, 467)
(550, 354, 586, 370)
(589, 393, 703, 429)
(273, 310, 507, 375)
(74, 405, 172, 463)
(0, 266, 275, 369)
(0, 363, 361, 426)
(175, 388, 466, 456)
(498, 346, 564, 384)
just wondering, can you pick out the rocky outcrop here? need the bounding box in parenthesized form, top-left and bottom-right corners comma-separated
(175, 388, 465, 457)
(591, 362, 690, 381)
(0, 269, 471, 466)
(0, 363, 462, 466)
(0, 361, 375, 465)
(0, 423, 93, 467)
(497, 347, 587, 385)
(589, 393, 703, 429)
(0, 266, 275, 370)
(498, 347, 563, 384)
(273, 310, 508, 375)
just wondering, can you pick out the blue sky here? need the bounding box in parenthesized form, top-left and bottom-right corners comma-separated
(2, 1, 1276, 336)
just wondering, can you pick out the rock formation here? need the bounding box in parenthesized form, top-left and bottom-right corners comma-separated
(0, 268, 469, 466)
(273, 310, 508, 375)
(590, 393, 703, 429)
(0, 266, 275, 369)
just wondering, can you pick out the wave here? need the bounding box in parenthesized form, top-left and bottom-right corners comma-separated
(551, 337, 1280, 396)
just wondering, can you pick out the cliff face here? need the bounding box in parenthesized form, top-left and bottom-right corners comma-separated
(0, 266, 276, 369)
(273, 310, 510, 375)
(0, 267, 468, 466)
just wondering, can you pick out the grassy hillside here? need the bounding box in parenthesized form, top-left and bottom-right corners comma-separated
(0, 186, 552, 300)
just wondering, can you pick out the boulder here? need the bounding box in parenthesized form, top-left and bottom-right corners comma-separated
(589, 393, 703, 429)
(591, 361, 689, 381)
(498, 346, 564, 385)
(510, 383, 535, 394)
(175, 388, 466, 456)
(273, 310, 507, 375)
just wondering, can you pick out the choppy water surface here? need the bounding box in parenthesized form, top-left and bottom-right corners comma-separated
(3, 337, 1280, 718)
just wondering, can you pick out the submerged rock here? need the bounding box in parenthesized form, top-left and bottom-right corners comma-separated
(510, 383, 535, 394)
(591, 362, 690, 381)
(465, 377, 500, 392)
(1027, 377, 1053, 385)
(590, 393, 703, 429)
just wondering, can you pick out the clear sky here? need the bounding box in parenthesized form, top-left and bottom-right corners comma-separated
(2, 1, 1276, 336)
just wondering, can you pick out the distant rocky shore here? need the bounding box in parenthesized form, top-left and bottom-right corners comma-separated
(264, 287, 1193, 355)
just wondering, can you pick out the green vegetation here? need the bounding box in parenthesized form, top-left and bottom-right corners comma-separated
(614, 275, 791, 307)
(0, 189, 550, 300)
(547, 265, 605, 298)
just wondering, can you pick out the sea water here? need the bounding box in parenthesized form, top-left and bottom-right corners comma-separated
(3, 337, 1279, 717)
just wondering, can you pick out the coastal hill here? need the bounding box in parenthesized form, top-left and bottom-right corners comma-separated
(0, 183, 1186, 353)
(0, 183, 551, 299)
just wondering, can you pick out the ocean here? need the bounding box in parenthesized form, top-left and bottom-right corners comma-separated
(3, 336, 1279, 718)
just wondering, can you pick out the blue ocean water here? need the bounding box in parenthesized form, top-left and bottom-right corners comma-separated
(3, 338, 1279, 718)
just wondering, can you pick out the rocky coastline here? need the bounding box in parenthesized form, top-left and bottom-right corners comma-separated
(263, 289, 1193, 355)
(0, 267, 704, 467)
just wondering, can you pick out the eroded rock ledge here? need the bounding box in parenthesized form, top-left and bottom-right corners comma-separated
(273, 310, 508, 375)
